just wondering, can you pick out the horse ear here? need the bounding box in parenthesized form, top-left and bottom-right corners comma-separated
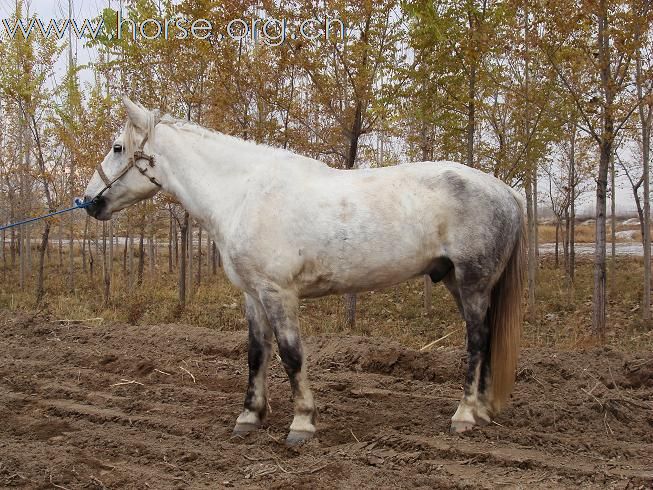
(123, 95, 149, 131)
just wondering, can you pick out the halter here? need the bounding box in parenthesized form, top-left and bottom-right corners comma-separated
(93, 130, 162, 200)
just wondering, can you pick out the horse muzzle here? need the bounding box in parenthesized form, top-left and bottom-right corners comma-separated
(83, 195, 112, 221)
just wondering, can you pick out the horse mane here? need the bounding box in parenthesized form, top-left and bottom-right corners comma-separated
(123, 110, 325, 169)
(155, 114, 317, 164)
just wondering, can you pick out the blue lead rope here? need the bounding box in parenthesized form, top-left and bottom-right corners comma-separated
(0, 199, 92, 232)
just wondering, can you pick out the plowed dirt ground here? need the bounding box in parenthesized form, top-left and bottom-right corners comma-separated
(0, 311, 651, 489)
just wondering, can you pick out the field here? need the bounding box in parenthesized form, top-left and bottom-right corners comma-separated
(1, 228, 653, 488)
(538, 219, 647, 244)
(0, 310, 651, 489)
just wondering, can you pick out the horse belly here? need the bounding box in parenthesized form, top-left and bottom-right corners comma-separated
(296, 246, 432, 298)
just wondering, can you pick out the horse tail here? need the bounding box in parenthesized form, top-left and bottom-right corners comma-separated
(488, 197, 526, 414)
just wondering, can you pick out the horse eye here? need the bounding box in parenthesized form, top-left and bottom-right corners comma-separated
(113, 144, 123, 153)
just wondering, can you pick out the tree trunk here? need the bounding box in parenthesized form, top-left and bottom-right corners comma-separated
(345, 102, 363, 170)
(88, 227, 94, 281)
(523, 9, 536, 311)
(82, 216, 89, 273)
(592, 0, 613, 337)
(109, 219, 114, 286)
(11, 225, 16, 267)
(1, 230, 5, 276)
(641, 120, 651, 322)
(68, 212, 74, 291)
(534, 174, 539, 259)
(636, 47, 652, 321)
(18, 124, 26, 290)
(197, 226, 202, 286)
(423, 275, 432, 316)
(19, 227, 25, 290)
(66, 0, 76, 289)
(569, 127, 577, 284)
(128, 217, 135, 290)
(123, 220, 129, 275)
(137, 219, 145, 287)
(632, 180, 645, 247)
(26, 230, 32, 273)
(344, 293, 357, 330)
(593, 143, 610, 336)
(35, 223, 50, 305)
(174, 218, 179, 268)
(467, 64, 476, 167)
(179, 212, 189, 308)
(95, 221, 100, 266)
(610, 150, 616, 293)
(149, 230, 155, 278)
(570, 192, 576, 282)
(563, 207, 570, 272)
(555, 221, 560, 268)
(525, 173, 537, 311)
(168, 211, 173, 274)
(58, 218, 63, 268)
(211, 240, 217, 275)
(188, 220, 194, 298)
(103, 221, 110, 306)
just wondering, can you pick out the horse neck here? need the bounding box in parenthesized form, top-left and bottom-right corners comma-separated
(153, 124, 253, 244)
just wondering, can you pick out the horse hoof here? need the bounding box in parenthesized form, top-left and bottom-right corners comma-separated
(450, 420, 476, 433)
(285, 430, 314, 446)
(232, 422, 260, 436)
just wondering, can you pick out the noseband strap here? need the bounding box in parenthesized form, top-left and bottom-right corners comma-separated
(96, 164, 113, 187)
(94, 131, 161, 199)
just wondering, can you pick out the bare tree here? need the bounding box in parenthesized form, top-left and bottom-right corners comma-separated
(634, 34, 653, 321)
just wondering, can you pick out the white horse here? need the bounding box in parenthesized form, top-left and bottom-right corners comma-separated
(84, 97, 525, 445)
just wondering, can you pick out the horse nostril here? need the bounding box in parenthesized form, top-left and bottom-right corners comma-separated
(83, 195, 104, 217)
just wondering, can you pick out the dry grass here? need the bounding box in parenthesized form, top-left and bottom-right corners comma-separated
(539, 224, 595, 243)
(1, 251, 651, 354)
(538, 222, 650, 244)
(527, 256, 653, 350)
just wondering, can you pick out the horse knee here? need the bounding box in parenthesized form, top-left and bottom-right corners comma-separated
(257, 289, 305, 381)
(277, 333, 303, 381)
(244, 331, 270, 415)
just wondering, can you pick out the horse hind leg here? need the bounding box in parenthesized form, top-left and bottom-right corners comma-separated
(442, 269, 463, 316)
(450, 285, 494, 433)
(234, 293, 273, 435)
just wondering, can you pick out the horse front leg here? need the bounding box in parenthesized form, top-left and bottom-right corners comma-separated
(259, 288, 316, 446)
(451, 289, 493, 433)
(234, 293, 273, 435)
